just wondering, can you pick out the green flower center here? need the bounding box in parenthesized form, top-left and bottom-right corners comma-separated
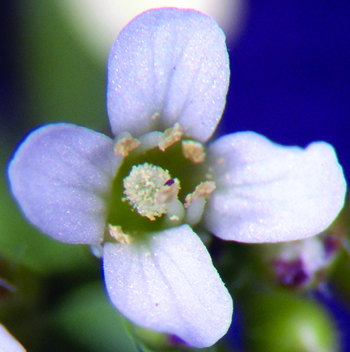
(106, 124, 214, 241)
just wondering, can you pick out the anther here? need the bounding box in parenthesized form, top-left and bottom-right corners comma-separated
(114, 133, 141, 157)
(184, 181, 216, 226)
(184, 181, 216, 208)
(182, 140, 206, 163)
(158, 123, 183, 151)
(109, 224, 134, 244)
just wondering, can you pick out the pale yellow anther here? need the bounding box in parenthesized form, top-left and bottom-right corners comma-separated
(114, 133, 141, 157)
(109, 224, 134, 244)
(123, 163, 180, 221)
(158, 123, 183, 151)
(182, 140, 206, 163)
(184, 181, 216, 209)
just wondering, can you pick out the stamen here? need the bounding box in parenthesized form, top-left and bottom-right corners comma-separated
(184, 181, 216, 225)
(184, 181, 216, 208)
(123, 163, 180, 221)
(114, 133, 141, 157)
(138, 131, 163, 152)
(185, 197, 206, 226)
(163, 198, 185, 226)
(182, 140, 206, 163)
(158, 123, 183, 151)
(109, 224, 134, 244)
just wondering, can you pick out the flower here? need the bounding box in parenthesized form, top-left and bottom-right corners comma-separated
(7, 7, 346, 348)
(0, 324, 26, 352)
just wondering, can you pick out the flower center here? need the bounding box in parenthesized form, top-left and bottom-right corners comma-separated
(106, 124, 215, 240)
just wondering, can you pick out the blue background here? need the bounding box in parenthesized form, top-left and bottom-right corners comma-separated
(223, 0, 350, 182)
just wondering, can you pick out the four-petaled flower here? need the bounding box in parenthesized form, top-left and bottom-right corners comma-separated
(8, 8, 346, 348)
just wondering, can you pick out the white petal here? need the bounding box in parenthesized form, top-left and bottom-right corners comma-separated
(0, 324, 26, 352)
(107, 8, 229, 142)
(8, 124, 121, 244)
(103, 225, 232, 348)
(205, 132, 346, 243)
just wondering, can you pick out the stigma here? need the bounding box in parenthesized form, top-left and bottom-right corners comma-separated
(123, 163, 180, 221)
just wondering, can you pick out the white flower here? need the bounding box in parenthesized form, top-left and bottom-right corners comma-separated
(7, 7, 346, 348)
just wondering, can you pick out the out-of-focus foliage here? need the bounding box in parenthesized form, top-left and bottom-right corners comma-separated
(55, 282, 138, 352)
(16, 0, 106, 130)
(57, 0, 246, 61)
(241, 290, 339, 352)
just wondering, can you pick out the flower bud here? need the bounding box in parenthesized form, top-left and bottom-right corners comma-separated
(257, 231, 341, 290)
(241, 290, 339, 352)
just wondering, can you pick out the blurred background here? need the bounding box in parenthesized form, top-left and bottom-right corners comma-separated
(0, 0, 350, 351)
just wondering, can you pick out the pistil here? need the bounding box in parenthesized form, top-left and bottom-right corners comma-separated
(123, 163, 181, 221)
